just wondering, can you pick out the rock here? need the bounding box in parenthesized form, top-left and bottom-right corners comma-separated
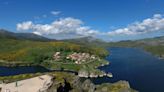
(107, 73, 113, 78)
(47, 72, 137, 92)
(95, 80, 138, 92)
(81, 79, 96, 92)
(78, 69, 89, 78)
(99, 74, 104, 77)
(89, 73, 98, 78)
(101, 87, 108, 92)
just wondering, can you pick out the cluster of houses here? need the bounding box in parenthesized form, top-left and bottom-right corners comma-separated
(53, 52, 98, 64)
(66, 52, 97, 64)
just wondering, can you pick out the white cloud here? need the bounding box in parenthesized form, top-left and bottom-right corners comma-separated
(17, 21, 33, 31)
(51, 11, 61, 16)
(16, 14, 164, 40)
(17, 17, 99, 39)
(108, 14, 164, 36)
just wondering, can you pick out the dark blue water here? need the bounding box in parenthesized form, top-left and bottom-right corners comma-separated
(0, 66, 77, 76)
(92, 47, 164, 92)
(0, 66, 50, 76)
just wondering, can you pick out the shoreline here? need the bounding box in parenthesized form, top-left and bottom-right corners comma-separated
(0, 59, 111, 78)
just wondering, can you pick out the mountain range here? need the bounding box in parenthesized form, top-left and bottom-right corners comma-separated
(109, 36, 164, 47)
(0, 29, 108, 47)
(1, 29, 164, 47)
(0, 29, 51, 41)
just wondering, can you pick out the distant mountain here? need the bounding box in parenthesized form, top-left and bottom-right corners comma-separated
(135, 36, 164, 46)
(109, 36, 164, 47)
(0, 29, 107, 46)
(0, 29, 52, 41)
(62, 36, 108, 47)
(0, 29, 17, 39)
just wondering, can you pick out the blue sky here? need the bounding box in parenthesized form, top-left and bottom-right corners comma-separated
(0, 0, 164, 41)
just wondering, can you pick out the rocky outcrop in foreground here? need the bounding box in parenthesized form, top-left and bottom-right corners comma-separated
(47, 72, 137, 92)
(78, 69, 113, 78)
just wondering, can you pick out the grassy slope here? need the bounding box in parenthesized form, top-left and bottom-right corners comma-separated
(0, 38, 108, 62)
(0, 38, 109, 74)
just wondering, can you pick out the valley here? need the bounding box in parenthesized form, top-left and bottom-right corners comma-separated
(0, 29, 137, 92)
(1, 29, 164, 92)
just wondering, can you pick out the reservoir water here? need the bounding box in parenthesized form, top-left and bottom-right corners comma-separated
(0, 66, 77, 76)
(1, 47, 164, 92)
(0, 66, 50, 76)
(92, 47, 164, 92)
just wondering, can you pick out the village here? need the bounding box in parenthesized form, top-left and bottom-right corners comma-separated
(53, 52, 99, 64)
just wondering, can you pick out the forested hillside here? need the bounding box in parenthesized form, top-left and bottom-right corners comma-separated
(0, 38, 108, 63)
(0, 29, 51, 41)
(109, 36, 164, 58)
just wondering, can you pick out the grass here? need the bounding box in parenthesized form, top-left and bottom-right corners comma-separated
(0, 38, 108, 63)
(96, 81, 138, 92)
(42, 59, 109, 72)
(0, 38, 110, 80)
(144, 45, 164, 58)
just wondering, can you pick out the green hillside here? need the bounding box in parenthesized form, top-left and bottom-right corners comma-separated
(0, 29, 51, 41)
(0, 38, 108, 63)
(109, 36, 164, 58)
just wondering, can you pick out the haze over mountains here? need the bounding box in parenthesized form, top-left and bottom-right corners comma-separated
(0, 29, 108, 45)
(109, 35, 164, 47)
(1, 29, 164, 47)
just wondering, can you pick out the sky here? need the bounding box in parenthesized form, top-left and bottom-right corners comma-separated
(0, 0, 164, 41)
